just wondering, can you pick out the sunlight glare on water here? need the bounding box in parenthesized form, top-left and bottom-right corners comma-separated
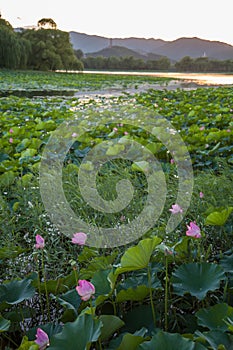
(82, 71, 233, 85)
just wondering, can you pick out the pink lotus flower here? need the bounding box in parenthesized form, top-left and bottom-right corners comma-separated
(113, 127, 118, 132)
(186, 222, 201, 238)
(35, 328, 49, 350)
(124, 131, 129, 135)
(35, 234, 45, 249)
(199, 191, 204, 198)
(72, 132, 78, 137)
(76, 280, 95, 301)
(170, 158, 175, 164)
(71, 232, 87, 245)
(169, 204, 183, 214)
(9, 138, 13, 143)
(9, 128, 14, 133)
(199, 126, 205, 131)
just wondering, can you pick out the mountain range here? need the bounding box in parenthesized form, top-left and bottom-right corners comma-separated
(70, 32, 233, 61)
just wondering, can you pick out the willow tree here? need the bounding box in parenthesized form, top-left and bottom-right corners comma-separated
(22, 28, 83, 71)
(0, 18, 30, 68)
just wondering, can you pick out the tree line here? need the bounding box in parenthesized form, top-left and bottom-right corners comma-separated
(80, 54, 171, 71)
(1, 17, 233, 73)
(76, 51, 233, 72)
(0, 18, 83, 71)
(175, 56, 233, 72)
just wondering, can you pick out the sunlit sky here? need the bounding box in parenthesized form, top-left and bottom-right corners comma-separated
(1, 0, 233, 45)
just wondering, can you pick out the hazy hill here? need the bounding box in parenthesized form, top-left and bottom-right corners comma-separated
(70, 32, 167, 54)
(155, 37, 233, 60)
(86, 45, 166, 60)
(70, 32, 233, 60)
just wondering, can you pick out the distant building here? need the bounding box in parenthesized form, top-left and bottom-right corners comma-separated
(109, 38, 113, 48)
(14, 25, 38, 32)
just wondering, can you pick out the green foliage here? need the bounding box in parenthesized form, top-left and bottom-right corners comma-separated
(48, 314, 102, 350)
(171, 263, 226, 300)
(83, 53, 171, 71)
(21, 28, 83, 71)
(175, 55, 233, 72)
(205, 207, 233, 226)
(138, 331, 206, 350)
(0, 316, 11, 332)
(0, 278, 35, 304)
(0, 71, 232, 349)
(195, 330, 233, 349)
(0, 19, 30, 69)
(99, 315, 124, 341)
(115, 237, 161, 275)
(196, 303, 233, 332)
(18, 336, 39, 350)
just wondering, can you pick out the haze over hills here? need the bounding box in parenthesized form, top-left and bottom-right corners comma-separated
(70, 32, 233, 61)
(86, 45, 166, 61)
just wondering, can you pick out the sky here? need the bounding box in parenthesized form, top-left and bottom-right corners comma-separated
(1, 0, 233, 45)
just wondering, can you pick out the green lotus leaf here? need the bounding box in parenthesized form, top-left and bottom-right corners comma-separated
(0, 278, 35, 304)
(205, 207, 233, 226)
(138, 331, 206, 350)
(196, 303, 233, 331)
(171, 263, 225, 300)
(99, 315, 124, 341)
(18, 336, 39, 350)
(0, 170, 16, 187)
(0, 316, 11, 332)
(115, 236, 161, 275)
(116, 285, 150, 302)
(48, 314, 102, 350)
(53, 289, 81, 316)
(132, 161, 150, 172)
(195, 330, 233, 350)
(117, 333, 145, 350)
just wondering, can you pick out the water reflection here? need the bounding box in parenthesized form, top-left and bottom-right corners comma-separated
(83, 71, 233, 86)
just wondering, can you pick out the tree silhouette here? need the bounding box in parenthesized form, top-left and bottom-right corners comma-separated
(37, 18, 57, 30)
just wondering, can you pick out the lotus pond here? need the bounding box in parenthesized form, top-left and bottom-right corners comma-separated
(0, 70, 233, 350)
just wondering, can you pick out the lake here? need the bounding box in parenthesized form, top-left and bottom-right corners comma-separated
(83, 70, 233, 86)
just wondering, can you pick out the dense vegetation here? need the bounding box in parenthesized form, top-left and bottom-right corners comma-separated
(81, 54, 171, 71)
(0, 71, 233, 349)
(79, 53, 233, 72)
(175, 56, 233, 72)
(0, 18, 83, 71)
(76, 49, 233, 73)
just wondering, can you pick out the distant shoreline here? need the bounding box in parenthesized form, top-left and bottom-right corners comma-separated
(56, 70, 233, 86)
